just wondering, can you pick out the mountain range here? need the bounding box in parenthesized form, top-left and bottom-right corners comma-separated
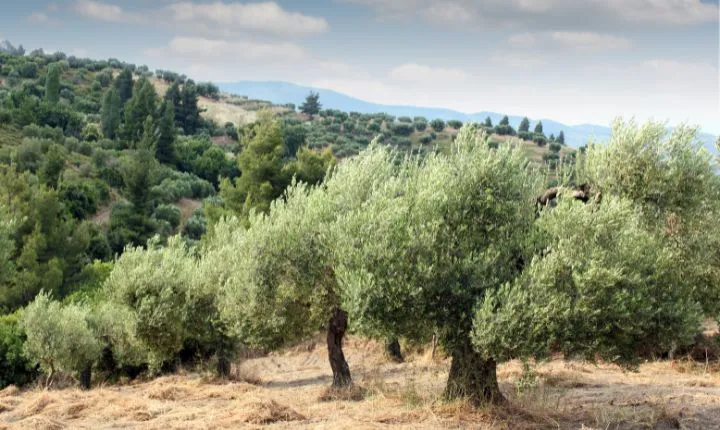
(218, 81, 717, 153)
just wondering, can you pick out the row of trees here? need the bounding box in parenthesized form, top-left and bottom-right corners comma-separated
(15, 119, 719, 406)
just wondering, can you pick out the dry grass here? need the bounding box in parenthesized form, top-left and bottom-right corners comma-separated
(1, 337, 720, 429)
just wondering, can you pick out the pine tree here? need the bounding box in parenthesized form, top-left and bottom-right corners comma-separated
(122, 116, 156, 214)
(300, 91, 321, 118)
(45, 63, 61, 104)
(557, 130, 565, 145)
(101, 87, 121, 139)
(114, 68, 134, 106)
(534, 121, 544, 134)
(518, 117, 530, 133)
(123, 78, 158, 143)
(549, 133, 555, 142)
(155, 100, 176, 164)
(499, 116, 510, 126)
(484, 117, 493, 128)
(180, 82, 200, 135)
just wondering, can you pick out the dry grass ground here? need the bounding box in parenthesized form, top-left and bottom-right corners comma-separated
(1, 336, 719, 429)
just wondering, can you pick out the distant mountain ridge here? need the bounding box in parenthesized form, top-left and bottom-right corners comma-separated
(218, 81, 717, 153)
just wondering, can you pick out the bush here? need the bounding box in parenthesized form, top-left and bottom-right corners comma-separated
(21, 292, 101, 379)
(153, 204, 181, 230)
(0, 312, 37, 388)
(430, 119, 445, 133)
(494, 124, 516, 136)
(398, 116, 412, 123)
(414, 121, 427, 132)
(183, 209, 207, 241)
(548, 142, 561, 153)
(447, 120, 463, 129)
(392, 123, 414, 137)
(419, 134, 433, 145)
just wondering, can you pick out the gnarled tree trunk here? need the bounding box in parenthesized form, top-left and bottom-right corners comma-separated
(444, 337, 504, 405)
(385, 337, 404, 363)
(327, 308, 352, 387)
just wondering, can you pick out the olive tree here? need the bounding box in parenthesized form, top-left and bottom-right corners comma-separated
(209, 146, 403, 388)
(102, 236, 230, 372)
(332, 124, 541, 403)
(471, 120, 719, 403)
(21, 292, 101, 388)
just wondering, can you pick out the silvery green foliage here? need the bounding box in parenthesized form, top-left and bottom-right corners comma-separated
(86, 301, 145, 367)
(473, 195, 703, 364)
(580, 119, 720, 314)
(581, 120, 716, 222)
(103, 236, 197, 371)
(332, 124, 542, 347)
(209, 142, 405, 348)
(21, 292, 101, 375)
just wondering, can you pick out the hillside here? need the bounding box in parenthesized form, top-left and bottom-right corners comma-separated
(1, 336, 719, 429)
(218, 81, 718, 153)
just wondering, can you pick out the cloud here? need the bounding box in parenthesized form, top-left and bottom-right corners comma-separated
(344, 0, 718, 29)
(145, 36, 306, 62)
(507, 32, 537, 47)
(73, 1, 328, 37)
(73, 0, 141, 23)
(167, 2, 329, 36)
(550, 31, 632, 51)
(27, 12, 51, 24)
(390, 63, 468, 83)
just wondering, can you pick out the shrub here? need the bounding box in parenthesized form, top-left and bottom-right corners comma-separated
(414, 121, 427, 132)
(398, 116, 412, 123)
(0, 312, 37, 388)
(548, 142, 561, 152)
(392, 123, 414, 137)
(183, 209, 207, 241)
(419, 134, 433, 145)
(447, 120, 463, 129)
(430, 119, 445, 132)
(153, 204, 181, 230)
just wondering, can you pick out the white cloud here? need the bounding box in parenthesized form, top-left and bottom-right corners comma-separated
(507, 32, 537, 47)
(146, 36, 305, 62)
(344, 0, 718, 29)
(550, 31, 632, 51)
(390, 63, 468, 83)
(167, 2, 329, 36)
(27, 12, 50, 24)
(73, 1, 328, 37)
(73, 0, 141, 23)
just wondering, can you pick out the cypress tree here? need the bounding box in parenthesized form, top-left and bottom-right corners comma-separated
(45, 63, 61, 104)
(101, 87, 121, 139)
(557, 130, 565, 145)
(518, 117, 530, 133)
(534, 121, 544, 135)
(164, 81, 183, 127)
(114, 68, 134, 106)
(180, 82, 200, 135)
(155, 100, 176, 164)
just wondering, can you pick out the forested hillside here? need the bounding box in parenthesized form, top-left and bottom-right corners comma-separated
(1, 41, 719, 424)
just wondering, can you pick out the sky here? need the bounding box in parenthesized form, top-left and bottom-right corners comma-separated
(1, 0, 718, 133)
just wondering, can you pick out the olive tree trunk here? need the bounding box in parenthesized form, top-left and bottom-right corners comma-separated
(385, 337, 404, 363)
(444, 337, 504, 405)
(327, 308, 352, 387)
(79, 362, 92, 390)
